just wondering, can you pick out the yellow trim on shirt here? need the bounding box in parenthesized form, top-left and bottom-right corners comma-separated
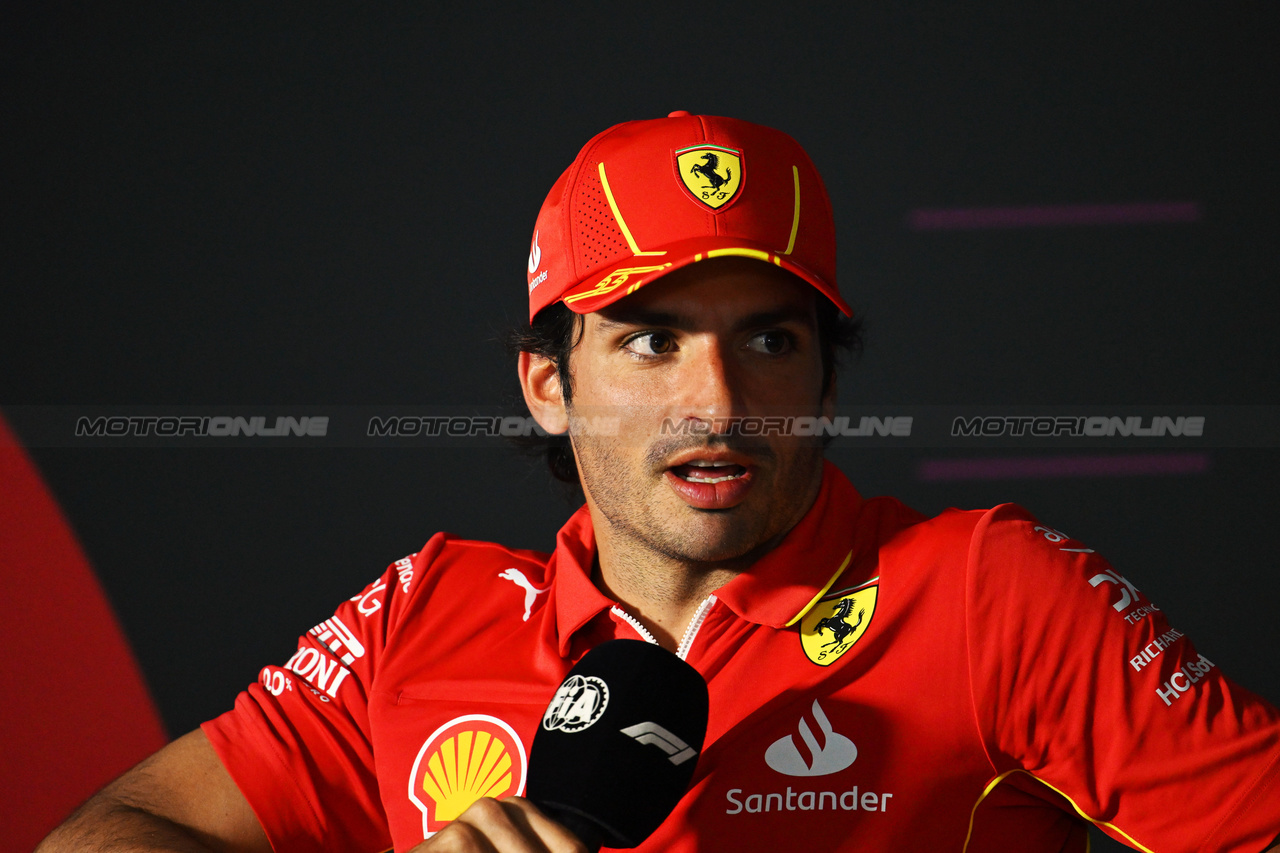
(785, 550, 853, 627)
(963, 769, 1152, 853)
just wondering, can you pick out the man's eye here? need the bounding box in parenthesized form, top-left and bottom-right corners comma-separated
(747, 331, 792, 355)
(625, 332, 674, 355)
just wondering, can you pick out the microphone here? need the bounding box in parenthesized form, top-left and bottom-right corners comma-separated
(527, 639, 709, 851)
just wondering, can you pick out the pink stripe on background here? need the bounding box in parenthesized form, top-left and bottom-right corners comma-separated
(908, 202, 1201, 230)
(917, 452, 1211, 482)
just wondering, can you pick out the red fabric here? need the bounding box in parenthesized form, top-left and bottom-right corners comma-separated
(0, 413, 167, 850)
(966, 504, 1280, 850)
(203, 461, 1280, 852)
(525, 113, 849, 320)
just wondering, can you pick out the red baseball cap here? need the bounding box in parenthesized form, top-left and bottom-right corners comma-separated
(525, 112, 850, 322)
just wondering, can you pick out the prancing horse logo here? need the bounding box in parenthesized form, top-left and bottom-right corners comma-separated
(814, 597, 865, 648)
(799, 580, 878, 666)
(675, 144, 743, 210)
(689, 152, 732, 194)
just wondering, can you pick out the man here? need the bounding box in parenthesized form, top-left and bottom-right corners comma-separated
(40, 113, 1280, 852)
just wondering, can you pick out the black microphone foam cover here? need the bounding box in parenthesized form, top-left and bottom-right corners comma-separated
(527, 639, 709, 849)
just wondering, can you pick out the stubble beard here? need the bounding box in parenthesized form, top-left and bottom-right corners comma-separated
(568, 411, 825, 570)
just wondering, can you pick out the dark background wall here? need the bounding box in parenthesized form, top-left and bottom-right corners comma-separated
(3, 5, 1277, 851)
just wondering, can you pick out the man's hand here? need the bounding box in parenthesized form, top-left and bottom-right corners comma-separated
(36, 729, 269, 853)
(410, 796, 587, 853)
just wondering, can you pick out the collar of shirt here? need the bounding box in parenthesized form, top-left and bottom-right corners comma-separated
(550, 460, 865, 655)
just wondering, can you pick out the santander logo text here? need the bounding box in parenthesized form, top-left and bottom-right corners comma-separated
(527, 230, 548, 292)
(764, 700, 856, 777)
(528, 231, 542, 274)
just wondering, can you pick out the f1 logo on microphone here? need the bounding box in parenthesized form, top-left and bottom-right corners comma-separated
(621, 722, 698, 766)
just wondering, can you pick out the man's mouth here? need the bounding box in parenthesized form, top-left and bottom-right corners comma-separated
(664, 457, 756, 509)
(670, 460, 750, 484)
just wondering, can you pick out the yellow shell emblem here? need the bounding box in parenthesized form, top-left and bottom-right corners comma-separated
(408, 715, 528, 837)
(800, 583, 878, 666)
(676, 144, 743, 210)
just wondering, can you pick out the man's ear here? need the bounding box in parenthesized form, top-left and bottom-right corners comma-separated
(518, 351, 569, 435)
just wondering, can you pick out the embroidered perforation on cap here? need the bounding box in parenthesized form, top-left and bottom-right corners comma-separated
(574, 164, 628, 270)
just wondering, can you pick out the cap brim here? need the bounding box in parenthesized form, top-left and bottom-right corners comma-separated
(557, 236, 852, 317)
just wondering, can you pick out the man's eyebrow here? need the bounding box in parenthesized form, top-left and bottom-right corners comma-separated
(594, 305, 816, 332)
(731, 307, 818, 330)
(593, 310, 682, 331)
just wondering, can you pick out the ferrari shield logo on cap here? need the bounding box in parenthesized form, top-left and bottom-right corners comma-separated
(676, 144, 743, 210)
(800, 581, 878, 666)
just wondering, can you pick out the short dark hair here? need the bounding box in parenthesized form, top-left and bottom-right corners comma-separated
(506, 297, 863, 487)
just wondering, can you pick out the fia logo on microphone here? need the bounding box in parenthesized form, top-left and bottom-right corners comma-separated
(542, 675, 609, 732)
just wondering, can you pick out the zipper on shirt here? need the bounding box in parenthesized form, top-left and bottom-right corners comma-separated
(675, 595, 716, 661)
(611, 605, 659, 645)
(611, 597, 717, 661)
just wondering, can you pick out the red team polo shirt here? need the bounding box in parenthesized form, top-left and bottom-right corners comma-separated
(204, 462, 1280, 851)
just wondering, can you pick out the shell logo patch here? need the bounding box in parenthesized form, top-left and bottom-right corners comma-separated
(676, 144, 743, 210)
(800, 581, 878, 666)
(408, 714, 528, 838)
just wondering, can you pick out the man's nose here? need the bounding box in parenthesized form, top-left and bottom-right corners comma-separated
(672, 343, 743, 427)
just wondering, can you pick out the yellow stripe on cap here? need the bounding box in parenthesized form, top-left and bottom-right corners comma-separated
(783, 165, 800, 255)
(597, 162, 666, 257)
(706, 247, 773, 262)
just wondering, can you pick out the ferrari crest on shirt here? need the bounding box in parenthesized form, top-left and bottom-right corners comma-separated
(800, 580, 878, 666)
(676, 144, 743, 210)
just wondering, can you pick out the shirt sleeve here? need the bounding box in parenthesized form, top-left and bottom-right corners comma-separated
(201, 534, 447, 853)
(964, 504, 1280, 852)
